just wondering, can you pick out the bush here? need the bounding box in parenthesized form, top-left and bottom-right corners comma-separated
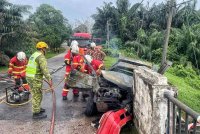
(151, 48, 162, 63)
(103, 48, 119, 57)
(171, 65, 196, 78)
(109, 38, 123, 49)
(168, 65, 200, 90)
(4, 50, 16, 58)
(120, 48, 138, 59)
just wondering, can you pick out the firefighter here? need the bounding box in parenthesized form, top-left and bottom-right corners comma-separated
(84, 55, 105, 76)
(8, 51, 30, 91)
(86, 42, 106, 61)
(62, 40, 83, 100)
(26, 41, 52, 119)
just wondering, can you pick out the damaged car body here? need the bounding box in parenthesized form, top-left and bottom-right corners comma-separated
(65, 57, 151, 115)
(65, 56, 151, 133)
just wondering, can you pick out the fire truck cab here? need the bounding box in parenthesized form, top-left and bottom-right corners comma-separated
(70, 32, 102, 48)
(71, 33, 92, 48)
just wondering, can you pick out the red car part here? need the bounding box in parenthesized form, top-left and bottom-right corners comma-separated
(188, 122, 200, 130)
(97, 108, 132, 134)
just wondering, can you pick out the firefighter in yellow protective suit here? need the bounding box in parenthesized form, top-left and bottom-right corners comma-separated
(26, 42, 53, 119)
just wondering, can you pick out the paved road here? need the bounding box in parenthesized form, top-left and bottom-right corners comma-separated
(0, 49, 96, 134)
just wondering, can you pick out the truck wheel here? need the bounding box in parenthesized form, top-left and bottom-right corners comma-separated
(84, 92, 97, 116)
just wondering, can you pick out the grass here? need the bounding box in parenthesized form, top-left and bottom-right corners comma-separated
(0, 66, 8, 73)
(46, 52, 58, 59)
(165, 72, 200, 113)
(46, 47, 66, 59)
(104, 56, 118, 69)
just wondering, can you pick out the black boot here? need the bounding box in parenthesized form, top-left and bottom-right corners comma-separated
(82, 93, 89, 98)
(40, 108, 46, 113)
(32, 112, 47, 119)
(73, 93, 79, 97)
(63, 96, 67, 100)
(91, 118, 100, 128)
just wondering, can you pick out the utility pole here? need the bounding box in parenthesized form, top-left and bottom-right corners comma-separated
(106, 20, 110, 48)
(161, 0, 175, 65)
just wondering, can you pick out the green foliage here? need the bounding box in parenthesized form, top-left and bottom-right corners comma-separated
(46, 47, 65, 59)
(124, 29, 163, 62)
(103, 48, 119, 57)
(28, 4, 72, 50)
(92, 2, 117, 39)
(165, 72, 200, 112)
(109, 38, 123, 49)
(104, 56, 118, 69)
(169, 25, 200, 68)
(167, 65, 200, 90)
(92, 0, 200, 70)
(0, 66, 8, 73)
(120, 48, 138, 59)
(0, 0, 34, 55)
(151, 48, 162, 63)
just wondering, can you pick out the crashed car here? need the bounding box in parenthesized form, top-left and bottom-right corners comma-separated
(65, 57, 151, 116)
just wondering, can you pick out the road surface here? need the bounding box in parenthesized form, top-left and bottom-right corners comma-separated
(0, 49, 96, 134)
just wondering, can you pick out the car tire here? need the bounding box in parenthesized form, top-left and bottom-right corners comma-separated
(84, 92, 97, 116)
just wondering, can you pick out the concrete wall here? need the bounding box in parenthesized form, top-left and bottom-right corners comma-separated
(133, 66, 176, 134)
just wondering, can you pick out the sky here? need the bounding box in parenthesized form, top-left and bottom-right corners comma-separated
(9, 0, 200, 25)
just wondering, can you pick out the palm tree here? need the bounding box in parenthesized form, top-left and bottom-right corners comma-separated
(0, 0, 31, 49)
(92, 2, 117, 39)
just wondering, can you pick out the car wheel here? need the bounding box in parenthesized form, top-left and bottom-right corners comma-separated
(84, 91, 97, 116)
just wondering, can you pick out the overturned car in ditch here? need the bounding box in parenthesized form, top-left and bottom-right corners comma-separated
(65, 57, 152, 116)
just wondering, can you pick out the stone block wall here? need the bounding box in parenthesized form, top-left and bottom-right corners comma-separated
(133, 66, 176, 134)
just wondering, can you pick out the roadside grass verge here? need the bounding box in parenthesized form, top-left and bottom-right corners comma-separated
(0, 66, 8, 73)
(46, 47, 66, 59)
(104, 56, 118, 69)
(165, 72, 200, 113)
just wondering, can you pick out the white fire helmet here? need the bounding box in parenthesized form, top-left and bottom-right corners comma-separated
(70, 40, 79, 48)
(70, 40, 79, 54)
(90, 42, 96, 48)
(17, 51, 26, 61)
(85, 55, 93, 63)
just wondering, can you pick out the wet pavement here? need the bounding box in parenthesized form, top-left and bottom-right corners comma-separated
(0, 49, 96, 134)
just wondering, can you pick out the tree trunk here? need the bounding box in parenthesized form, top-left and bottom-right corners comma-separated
(106, 20, 110, 48)
(161, 0, 175, 65)
(0, 36, 2, 48)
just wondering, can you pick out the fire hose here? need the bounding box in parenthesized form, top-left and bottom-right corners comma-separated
(47, 64, 65, 134)
(44, 80, 56, 134)
(0, 64, 66, 134)
(50, 89, 56, 134)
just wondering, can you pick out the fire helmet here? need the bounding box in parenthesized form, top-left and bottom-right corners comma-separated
(90, 42, 96, 48)
(85, 55, 93, 63)
(17, 51, 26, 61)
(36, 42, 48, 49)
(70, 40, 79, 54)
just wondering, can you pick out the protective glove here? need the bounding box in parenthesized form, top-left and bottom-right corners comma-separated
(64, 60, 71, 65)
(8, 73, 12, 78)
(77, 65, 81, 71)
(100, 66, 105, 70)
(96, 69, 102, 76)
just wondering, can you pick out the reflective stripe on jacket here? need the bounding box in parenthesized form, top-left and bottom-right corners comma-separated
(8, 56, 27, 78)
